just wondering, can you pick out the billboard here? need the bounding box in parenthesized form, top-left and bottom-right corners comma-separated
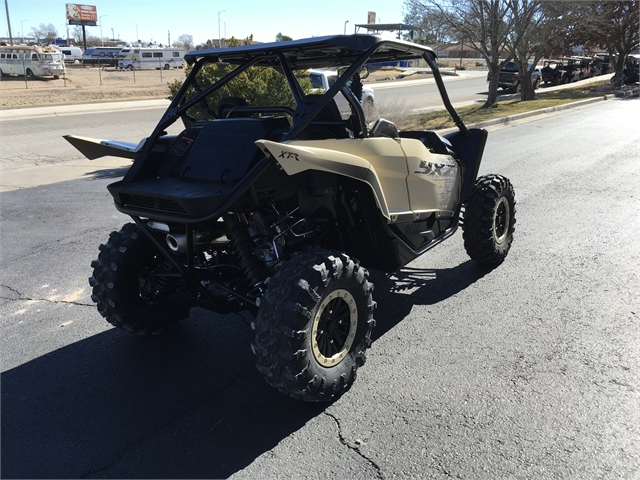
(367, 11, 376, 24)
(66, 3, 98, 26)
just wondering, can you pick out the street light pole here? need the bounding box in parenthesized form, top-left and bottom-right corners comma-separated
(21, 20, 27, 43)
(111, 27, 114, 43)
(99, 15, 106, 46)
(344, 20, 349, 35)
(218, 10, 225, 48)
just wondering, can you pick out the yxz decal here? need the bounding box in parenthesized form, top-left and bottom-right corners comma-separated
(414, 160, 456, 176)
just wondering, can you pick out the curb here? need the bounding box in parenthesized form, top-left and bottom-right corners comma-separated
(436, 92, 636, 135)
(468, 95, 611, 129)
(0, 99, 171, 121)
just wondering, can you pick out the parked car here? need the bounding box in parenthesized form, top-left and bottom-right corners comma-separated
(497, 61, 541, 91)
(541, 58, 584, 85)
(623, 54, 639, 83)
(541, 60, 564, 85)
(594, 53, 611, 75)
(560, 57, 583, 83)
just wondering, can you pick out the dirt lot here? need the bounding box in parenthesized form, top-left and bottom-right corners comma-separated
(0, 64, 186, 110)
(0, 64, 431, 110)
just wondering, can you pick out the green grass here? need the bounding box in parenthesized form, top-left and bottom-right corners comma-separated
(406, 81, 610, 130)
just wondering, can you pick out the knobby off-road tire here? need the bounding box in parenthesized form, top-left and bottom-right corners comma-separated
(462, 174, 516, 265)
(251, 250, 376, 401)
(89, 223, 191, 335)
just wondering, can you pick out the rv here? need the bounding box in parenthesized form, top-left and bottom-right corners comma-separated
(57, 46, 83, 62)
(82, 46, 123, 66)
(118, 47, 184, 70)
(0, 45, 66, 78)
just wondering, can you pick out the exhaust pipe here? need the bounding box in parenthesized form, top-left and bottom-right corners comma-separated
(166, 233, 187, 253)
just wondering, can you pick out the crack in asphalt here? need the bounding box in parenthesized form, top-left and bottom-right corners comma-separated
(0, 284, 94, 307)
(324, 411, 384, 479)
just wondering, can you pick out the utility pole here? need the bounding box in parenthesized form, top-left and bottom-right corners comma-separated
(168, 30, 170, 47)
(218, 10, 224, 48)
(4, 0, 13, 45)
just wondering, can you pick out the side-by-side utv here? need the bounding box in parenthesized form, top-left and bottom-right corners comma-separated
(65, 35, 516, 402)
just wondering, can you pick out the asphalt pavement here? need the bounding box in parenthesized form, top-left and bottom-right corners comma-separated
(1, 72, 638, 480)
(1, 99, 638, 479)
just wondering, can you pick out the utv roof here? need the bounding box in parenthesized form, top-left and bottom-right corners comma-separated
(183, 34, 436, 69)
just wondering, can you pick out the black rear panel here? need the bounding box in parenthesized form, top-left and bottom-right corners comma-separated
(109, 117, 290, 218)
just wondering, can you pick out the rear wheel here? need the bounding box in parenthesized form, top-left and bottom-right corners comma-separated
(89, 223, 192, 334)
(251, 250, 376, 401)
(164, 64, 170, 70)
(25, 68, 34, 78)
(462, 175, 516, 265)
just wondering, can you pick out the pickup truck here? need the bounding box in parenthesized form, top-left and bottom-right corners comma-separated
(308, 69, 375, 118)
(497, 61, 541, 92)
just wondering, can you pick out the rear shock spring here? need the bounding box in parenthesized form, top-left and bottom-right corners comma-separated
(142, 258, 182, 300)
(225, 215, 265, 290)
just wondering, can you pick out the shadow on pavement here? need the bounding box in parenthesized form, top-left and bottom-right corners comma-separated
(83, 167, 130, 181)
(1, 260, 492, 478)
(370, 260, 493, 340)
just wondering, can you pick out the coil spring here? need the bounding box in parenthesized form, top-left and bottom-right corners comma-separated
(226, 217, 264, 289)
(138, 258, 181, 302)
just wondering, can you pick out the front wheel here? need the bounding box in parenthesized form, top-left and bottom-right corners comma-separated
(164, 64, 170, 70)
(25, 68, 34, 78)
(251, 250, 376, 401)
(89, 223, 192, 334)
(462, 174, 516, 265)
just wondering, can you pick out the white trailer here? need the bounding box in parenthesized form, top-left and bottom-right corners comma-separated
(118, 47, 184, 70)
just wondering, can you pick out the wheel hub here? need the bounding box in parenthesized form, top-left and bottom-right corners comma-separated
(493, 197, 510, 244)
(311, 289, 358, 367)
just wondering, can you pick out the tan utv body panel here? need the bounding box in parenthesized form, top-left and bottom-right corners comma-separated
(256, 137, 461, 223)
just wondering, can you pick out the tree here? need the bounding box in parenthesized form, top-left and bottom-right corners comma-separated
(507, 0, 570, 101)
(30, 23, 58, 45)
(566, 1, 639, 87)
(275, 32, 293, 42)
(406, 0, 515, 107)
(403, 2, 455, 48)
(168, 34, 313, 114)
(174, 34, 194, 51)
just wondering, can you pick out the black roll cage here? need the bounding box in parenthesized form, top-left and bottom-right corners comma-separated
(140, 35, 469, 156)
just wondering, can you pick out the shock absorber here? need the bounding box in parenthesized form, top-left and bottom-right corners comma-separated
(225, 214, 265, 291)
(141, 258, 182, 301)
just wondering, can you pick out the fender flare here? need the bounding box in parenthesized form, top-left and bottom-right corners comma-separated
(256, 139, 391, 219)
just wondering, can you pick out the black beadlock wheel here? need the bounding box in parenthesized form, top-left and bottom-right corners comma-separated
(462, 174, 516, 265)
(251, 250, 376, 401)
(88, 223, 191, 335)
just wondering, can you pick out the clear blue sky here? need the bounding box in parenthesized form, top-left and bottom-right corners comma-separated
(3, 0, 408, 46)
